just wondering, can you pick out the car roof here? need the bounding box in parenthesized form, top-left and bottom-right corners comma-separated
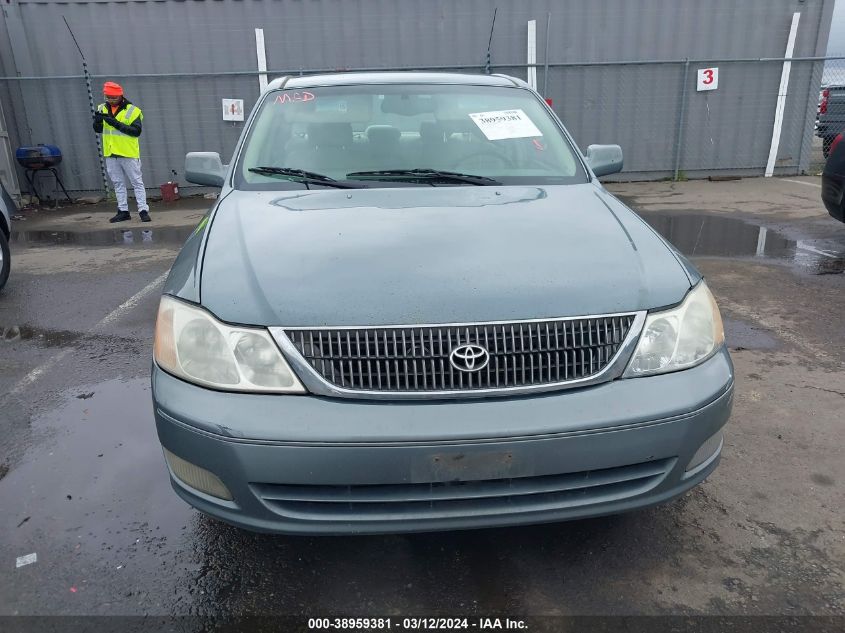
(266, 72, 529, 92)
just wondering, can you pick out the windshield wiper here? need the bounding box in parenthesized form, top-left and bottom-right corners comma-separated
(248, 166, 361, 189)
(345, 169, 501, 186)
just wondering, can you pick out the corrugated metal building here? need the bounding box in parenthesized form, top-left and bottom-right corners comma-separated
(0, 0, 836, 195)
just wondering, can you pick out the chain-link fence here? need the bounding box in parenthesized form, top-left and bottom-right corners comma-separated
(546, 56, 845, 180)
(1, 72, 261, 197)
(0, 0, 837, 199)
(2, 56, 843, 198)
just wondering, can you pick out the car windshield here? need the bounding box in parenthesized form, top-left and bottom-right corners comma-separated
(236, 83, 588, 189)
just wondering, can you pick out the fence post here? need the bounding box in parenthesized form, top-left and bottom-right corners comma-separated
(0, 94, 20, 201)
(795, 61, 822, 174)
(255, 28, 268, 93)
(527, 20, 537, 89)
(674, 58, 690, 181)
(543, 13, 551, 96)
(63, 18, 110, 195)
(765, 12, 801, 177)
(81, 61, 110, 195)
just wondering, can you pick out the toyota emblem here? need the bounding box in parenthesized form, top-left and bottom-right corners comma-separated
(449, 344, 490, 372)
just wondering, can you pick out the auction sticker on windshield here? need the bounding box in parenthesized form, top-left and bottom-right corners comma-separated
(469, 109, 542, 140)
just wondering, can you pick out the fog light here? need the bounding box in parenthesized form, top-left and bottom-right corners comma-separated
(686, 431, 723, 472)
(163, 448, 233, 500)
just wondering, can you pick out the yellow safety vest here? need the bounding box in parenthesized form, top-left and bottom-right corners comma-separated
(98, 103, 142, 158)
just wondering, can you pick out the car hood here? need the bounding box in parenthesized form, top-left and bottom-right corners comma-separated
(199, 184, 693, 326)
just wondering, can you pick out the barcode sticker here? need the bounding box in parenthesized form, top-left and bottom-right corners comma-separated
(468, 109, 543, 140)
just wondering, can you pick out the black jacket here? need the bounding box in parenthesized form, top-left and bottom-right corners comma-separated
(92, 98, 143, 138)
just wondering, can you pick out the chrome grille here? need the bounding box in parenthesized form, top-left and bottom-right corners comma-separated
(283, 315, 636, 393)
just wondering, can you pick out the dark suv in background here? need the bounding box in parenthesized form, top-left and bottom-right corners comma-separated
(817, 85, 845, 158)
(822, 132, 844, 223)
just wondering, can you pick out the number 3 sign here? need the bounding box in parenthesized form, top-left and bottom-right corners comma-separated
(697, 67, 719, 91)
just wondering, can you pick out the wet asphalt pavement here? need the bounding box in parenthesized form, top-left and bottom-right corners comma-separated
(0, 179, 843, 618)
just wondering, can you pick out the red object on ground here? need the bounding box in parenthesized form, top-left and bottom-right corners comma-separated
(160, 181, 180, 203)
(545, 98, 553, 107)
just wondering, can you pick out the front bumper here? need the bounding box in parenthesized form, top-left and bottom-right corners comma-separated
(152, 348, 734, 534)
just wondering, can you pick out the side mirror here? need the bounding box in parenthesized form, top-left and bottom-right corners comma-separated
(185, 152, 228, 187)
(585, 144, 623, 178)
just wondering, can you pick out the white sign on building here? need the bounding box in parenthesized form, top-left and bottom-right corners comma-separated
(222, 99, 245, 121)
(697, 68, 719, 91)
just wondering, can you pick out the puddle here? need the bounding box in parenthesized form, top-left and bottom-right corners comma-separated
(643, 213, 793, 258)
(1, 324, 81, 346)
(0, 378, 190, 587)
(722, 318, 781, 351)
(7, 213, 845, 274)
(10, 226, 194, 248)
(1, 324, 142, 355)
(815, 258, 845, 275)
(641, 213, 845, 275)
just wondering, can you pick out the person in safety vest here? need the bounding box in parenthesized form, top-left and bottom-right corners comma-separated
(93, 82, 150, 223)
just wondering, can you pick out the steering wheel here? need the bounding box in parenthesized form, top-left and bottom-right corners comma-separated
(449, 150, 515, 171)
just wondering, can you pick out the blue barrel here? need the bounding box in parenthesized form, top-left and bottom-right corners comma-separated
(16, 144, 62, 169)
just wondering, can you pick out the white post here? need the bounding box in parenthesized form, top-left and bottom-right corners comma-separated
(255, 28, 268, 93)
(0, 96, 20, 201)
(527, 20, 537, 90)
(765, 12, 801, 177)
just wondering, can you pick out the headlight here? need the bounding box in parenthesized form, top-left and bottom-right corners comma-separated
(153, 295, 305, 393)
(624, 282, 725, 377)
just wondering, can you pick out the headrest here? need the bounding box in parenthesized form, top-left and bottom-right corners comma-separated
(440, 118, 480, 137)
(308, 123, 353, 148)
(419, 121, 444, 142)
(366, 125, 401, 145)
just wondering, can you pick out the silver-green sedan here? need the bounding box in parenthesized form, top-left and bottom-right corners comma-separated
(152, 72, 733, 534)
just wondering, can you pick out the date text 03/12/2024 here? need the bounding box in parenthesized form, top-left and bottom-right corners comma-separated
(307, 618, 528, 630)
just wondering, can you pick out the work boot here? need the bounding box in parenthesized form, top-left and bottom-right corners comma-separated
(139, 210, 151, 223)
(109, 211, 131, 223)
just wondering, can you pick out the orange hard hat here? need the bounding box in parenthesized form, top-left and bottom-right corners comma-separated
(103, 82, 123, 97)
